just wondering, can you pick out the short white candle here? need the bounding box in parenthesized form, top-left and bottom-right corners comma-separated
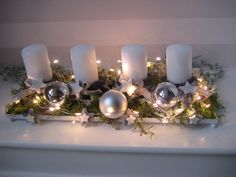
(21, 44, 52, 82)
(166, 44, 192, 84)
(121, 44, 147, 82)
(70, 44, 98, 84)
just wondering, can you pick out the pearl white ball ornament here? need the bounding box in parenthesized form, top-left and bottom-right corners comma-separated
(99, 90, 128, 119)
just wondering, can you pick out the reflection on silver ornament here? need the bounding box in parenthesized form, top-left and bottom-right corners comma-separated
(154, 82, 178, 109)
(99, 90, 128, 119)
(44, 81, 69, 107)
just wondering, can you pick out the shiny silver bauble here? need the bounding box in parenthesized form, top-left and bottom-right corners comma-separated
(44, 81, 69, 107)
(154, 82, 178, 108)
(99, 90, 128, 119)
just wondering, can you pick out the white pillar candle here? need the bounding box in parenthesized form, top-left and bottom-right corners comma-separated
(70, 44, 98, 84)
(21, 44, 52, 82)
(121, 44, 147, 82)
(166, 44, 192, 84)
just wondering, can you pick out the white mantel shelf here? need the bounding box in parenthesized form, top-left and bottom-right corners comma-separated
(1, 69, 236, 177)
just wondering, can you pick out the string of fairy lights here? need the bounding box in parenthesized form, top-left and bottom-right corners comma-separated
(11, 55, 218, 127)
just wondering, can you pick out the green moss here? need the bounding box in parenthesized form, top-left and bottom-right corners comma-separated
(127, 96, 157, 118)
(98, 68, 118, 89)
(85, 95, 101, 114)
(51, 65, 73, 84)
(192, 93, 224, 119)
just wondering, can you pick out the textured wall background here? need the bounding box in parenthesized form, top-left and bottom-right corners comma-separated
(0, 0, 236, 68)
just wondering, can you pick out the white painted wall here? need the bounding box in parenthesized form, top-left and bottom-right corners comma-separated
(0, 0, 236, 67)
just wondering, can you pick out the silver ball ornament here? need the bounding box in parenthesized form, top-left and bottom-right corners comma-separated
(154, 82, 178, 108)
(99, 90, 128, 119)
(44, 81, 69, 107)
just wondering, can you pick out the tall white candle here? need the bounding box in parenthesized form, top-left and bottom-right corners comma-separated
(166, 44, 192, 84)
(21, 44, 52, 82)
(121, 44, 147, 82)
(70, 44, 98, 84)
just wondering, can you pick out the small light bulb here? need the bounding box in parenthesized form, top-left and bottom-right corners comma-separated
(55, 103, 61, 107)
(156, 57, 162, 61)
(15, 100, 20, 104)
(35, 96, 40, 100)
(162, 118, 169, 124)
(133, 111, 139, 115)
(176, 108, 184, 114)
(72, 120, 76, 124)
(49, 107, 55, 111)
(205, 104, 211, 108)
(188, 109, 195, 116)
(53, 59, 59, 64)
(33, 99, 38, 104)
(117, 59, 122, 63)
(55, 106, 60, 110)
(127, 85, 137, 96)
(203, 86, 208, 90)
(109, 68, 114, 72)
(197, 95, 202, 100)
(147, 62, 152, 67)
(75, 113, 81, 116)
(71, 75, 75, 79)
(195, 93, 202, 101)
(96, 60, 101, 64)
(197, 77, 203, 82)
(117, 69, 122, 75)
(163, 103, 168, 107)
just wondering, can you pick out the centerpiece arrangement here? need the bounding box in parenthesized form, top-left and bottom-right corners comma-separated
(3, 43, 224, 135)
